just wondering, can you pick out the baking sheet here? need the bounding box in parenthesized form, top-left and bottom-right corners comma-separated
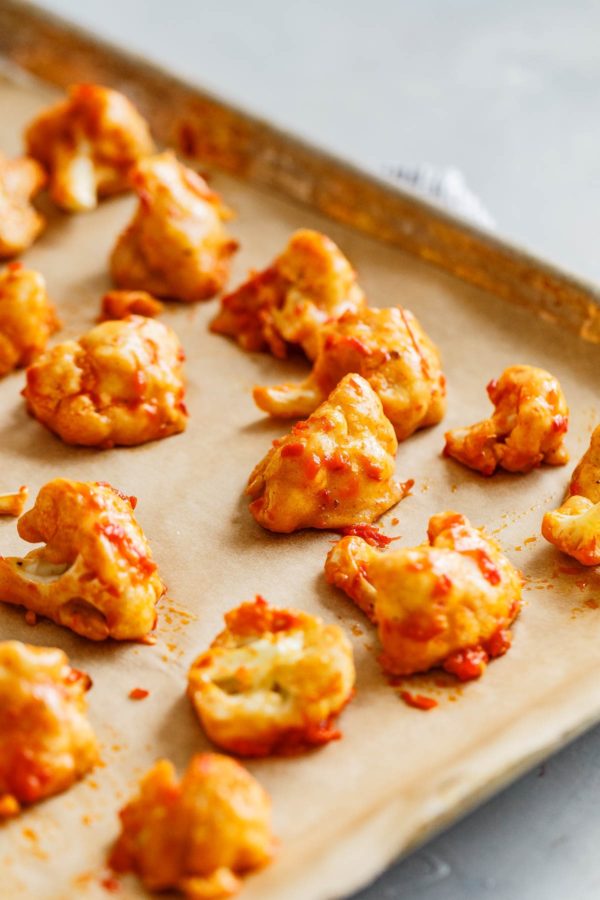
(0, 71, 599, 900)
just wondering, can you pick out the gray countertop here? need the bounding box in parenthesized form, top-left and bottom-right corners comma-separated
(31, 1, 600, 897)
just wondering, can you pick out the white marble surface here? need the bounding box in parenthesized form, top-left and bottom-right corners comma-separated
(30, 2, 600, 897)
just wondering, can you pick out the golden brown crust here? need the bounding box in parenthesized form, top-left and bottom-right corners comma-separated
(325, 511, 522, 679)
(0, 263, 59, 377)
(254, 305, 446, 440)
(246, 374, 406, 533)
(211, 229, 366, 359)
(0, 485, 28, 517)
(0, 478, 164, 640)
(110, 754, 274, 899)
(0, 154, 46, 257)
(188, 596, 355, 756)
(0, 640, 98, 817)
(99, 289, 164, 321)
(23, 314, 188, 448)
(110, 151, 238, 302)
(569, 425, 600, 503)
(542, 496, 600, 565)
(444, 364, 569, 475)
(25, 83, 154, 212)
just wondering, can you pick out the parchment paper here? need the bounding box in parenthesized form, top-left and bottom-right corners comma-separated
(0, 73, 599, 900)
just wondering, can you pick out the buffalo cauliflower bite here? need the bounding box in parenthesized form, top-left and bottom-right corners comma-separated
(0, 478, 164, 641)
(569, 425, 600, 503)
(254, 305, 446, 440)
(25, 83, 154, 212)
(0, 153, 46, 257)
(0, 485, 28, 517)
(211, 228, 366, 359)
(0, 640, 98, 818)
(246, 374, 407, 533)
(188, 596, 355, 756)
(23, 314, 188, 448)
(325, 511, 522, 679)
(0, 263, 59, 377)
(542, 496, 600, 566)
(110, 151, 238, 302)
(110, 753, 274, 899)
(444, 364, 569, 475)
(100, 288, 163, 321)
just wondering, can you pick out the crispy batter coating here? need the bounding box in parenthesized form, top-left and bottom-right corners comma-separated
(444, 364, 569, 475)
(542, 495, 600, 566)
(110, 151, 238, 302)
(254, 306, 446, 440)
(110, 753, 274, 899)
(211, 229, 366, 359)
(0, 478, 164, 641)
(0, 485, 28, 517)
(100, 289, 163, 321)
(25, 83, 154, 212)
(325, 511, 521, 679)
(23, 314, 188, 448)
(0, 640, 98, 817)
(246, 374, 406, 533)
(569, 425, 600, 503)
(0, 263, 59, 377)
(188, 596, 355, 757)
(0, 153, 46, 257)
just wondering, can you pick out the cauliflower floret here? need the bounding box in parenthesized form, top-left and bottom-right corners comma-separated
(0, 478, 164, 641)
(0, 485, 28, 517)
(110, 151, 238, 302)
(188, 596, 355, 756)
(0, 153, 46, 257)
(25, 83, 154, 212)
(0, 263, 59, 377)
(325, 511, 522, 679)
(211, 229, 366, 359)
(0, 640, 98, 818)
(254, 306, 446, 440)
(246, 374, 408, 533)
(542, 496, 600, 566)
(100, 289, 163, 321)
(569, 425, 600, 503)
(23, 314, 188, 448)
(109, 753, 275, 899)
(444, 364, 569, 475)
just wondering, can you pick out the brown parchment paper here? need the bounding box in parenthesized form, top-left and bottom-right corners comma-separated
(0, 72, 599, 900)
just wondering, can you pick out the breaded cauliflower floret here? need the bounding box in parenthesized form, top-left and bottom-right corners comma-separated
(246, 374, 407, 533)
(0, 153, 46, 257)
(109, 753, 274, 899)
(188, 596, 355, 756)
(569, 425, 600, 503)
(0, 478, 164, 641)
(325, 511, 521, 680)
(542, 496, 600, 566)
(23, 314, 188, 448)
(0, 485, 28, 517)
(0, 640, 98, 818)
(100, 289, 163, 321)
(0, 263, 59, 377)
(211, 229, 366, 359)
(254, 306, 446, 440)
(25, 83, 154, 212)
(444, 364, 569, 475)
(110, 151, 238, 302)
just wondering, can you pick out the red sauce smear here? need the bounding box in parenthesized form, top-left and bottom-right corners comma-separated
(128, 688, 149, 701)
(100, 876, 121, 893)
(400, 691, 438, 711)
(339, 524, 396, 548)
(443, 647, 488, 681)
